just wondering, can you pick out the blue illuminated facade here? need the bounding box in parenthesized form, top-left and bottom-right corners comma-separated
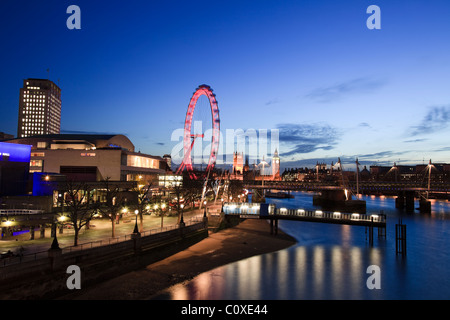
(0, 142, 31, 163)
(0, 142, 32, 196)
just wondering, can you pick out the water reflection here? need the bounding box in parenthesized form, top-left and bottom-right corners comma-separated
(152, 192, 450, 300)
(157, 243, 387, 300)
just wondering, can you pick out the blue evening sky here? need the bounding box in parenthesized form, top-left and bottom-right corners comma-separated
(1, 0, 450, 170)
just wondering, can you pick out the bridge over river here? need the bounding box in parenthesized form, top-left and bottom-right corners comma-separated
(222, 202, 386, 245)
(243, 180, 450, 213)
(244, 180, 450, 194)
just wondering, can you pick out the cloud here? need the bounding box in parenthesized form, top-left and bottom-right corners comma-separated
(433, 146, 450, 152)
(155, 142, 165, 146)
(277, 123, 340, 157)
(403, 138, 428, 143)
(60, 129, 117, 135)
(358, 122, 371, 128)
(305, 77, 387, 103)
(355, 150, 404, 160)
(409, 105, 450, 136)
(265, 98, 281, 106)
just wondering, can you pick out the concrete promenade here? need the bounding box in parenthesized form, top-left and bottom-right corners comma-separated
(0, 205, 212, 258)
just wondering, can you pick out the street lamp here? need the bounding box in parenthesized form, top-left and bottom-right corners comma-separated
(133, 209, 140, 235)
(203, 200, 207, 217)
(161, 202, 166, 229)
(180, 203, 184, 225)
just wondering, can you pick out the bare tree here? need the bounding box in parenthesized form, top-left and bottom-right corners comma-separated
(228, 179, 245, 201)
(132, 183, 153, 233)
(180, 177, 203, 209)
(171, 184, 185, 224)
(97, 178, 126, 238)
(58, 180, 95, 246)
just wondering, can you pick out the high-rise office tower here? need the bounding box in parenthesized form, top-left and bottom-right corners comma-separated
(17, 79, 61, 138)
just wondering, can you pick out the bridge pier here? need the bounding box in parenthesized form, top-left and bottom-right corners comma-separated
(313, 190, 366, 213)
(395, 191, 415, 211)
(395, 194, 405, 209)
(269, 218, 278, 236)
(419, 199, 431, 213)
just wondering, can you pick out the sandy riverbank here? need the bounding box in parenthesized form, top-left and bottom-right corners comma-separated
(63, 219, 297, 300)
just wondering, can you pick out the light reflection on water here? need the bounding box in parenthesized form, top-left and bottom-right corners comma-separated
(152, 192, 450, 300)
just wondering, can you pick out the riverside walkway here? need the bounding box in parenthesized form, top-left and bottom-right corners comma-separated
(0, 205, 220, 267)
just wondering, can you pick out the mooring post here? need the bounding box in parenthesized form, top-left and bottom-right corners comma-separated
(396, 219, 407, 255)
(369, 218, 374, 246)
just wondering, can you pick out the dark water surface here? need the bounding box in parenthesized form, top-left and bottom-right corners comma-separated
(153, 192, 450, 300)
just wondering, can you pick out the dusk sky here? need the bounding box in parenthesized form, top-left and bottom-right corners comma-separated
(1, 0, 450, 170)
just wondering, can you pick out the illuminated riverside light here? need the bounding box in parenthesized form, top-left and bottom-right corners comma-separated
(352, 213, 360, 220)
(280, 208, 287, 214)
(334, 211, 341, 218)
(315, 210, 323, 217)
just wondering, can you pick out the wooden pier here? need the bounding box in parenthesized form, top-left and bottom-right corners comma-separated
(222, 203, 387, 244)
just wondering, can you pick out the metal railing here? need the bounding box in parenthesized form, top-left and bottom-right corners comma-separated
(0, 215, 206, 268)
(275, 208, 386, 223)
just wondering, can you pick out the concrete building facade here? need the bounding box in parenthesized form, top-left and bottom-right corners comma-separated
(7, 134, 168, 185)
(17, 79, 62, 138)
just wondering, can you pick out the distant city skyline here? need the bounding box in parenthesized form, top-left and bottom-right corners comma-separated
(1, 0, 450, 170)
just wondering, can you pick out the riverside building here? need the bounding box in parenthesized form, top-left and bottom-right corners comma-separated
(6, 134, 169, 185)
(17, 79, 62, 138)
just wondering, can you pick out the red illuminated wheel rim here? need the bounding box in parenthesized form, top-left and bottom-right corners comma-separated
(178, 84, 220, 177)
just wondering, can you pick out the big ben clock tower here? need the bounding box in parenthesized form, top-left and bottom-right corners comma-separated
(272, 149, 280, 179)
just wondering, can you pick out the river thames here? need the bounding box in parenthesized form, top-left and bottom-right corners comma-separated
(153, 192, 450, 300)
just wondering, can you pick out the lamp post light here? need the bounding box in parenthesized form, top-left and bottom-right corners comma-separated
(58, 215, 66, 234)
(161, 202, 166, 230)
(133, 209, 140, 235)
(180, 203, 185, 226)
